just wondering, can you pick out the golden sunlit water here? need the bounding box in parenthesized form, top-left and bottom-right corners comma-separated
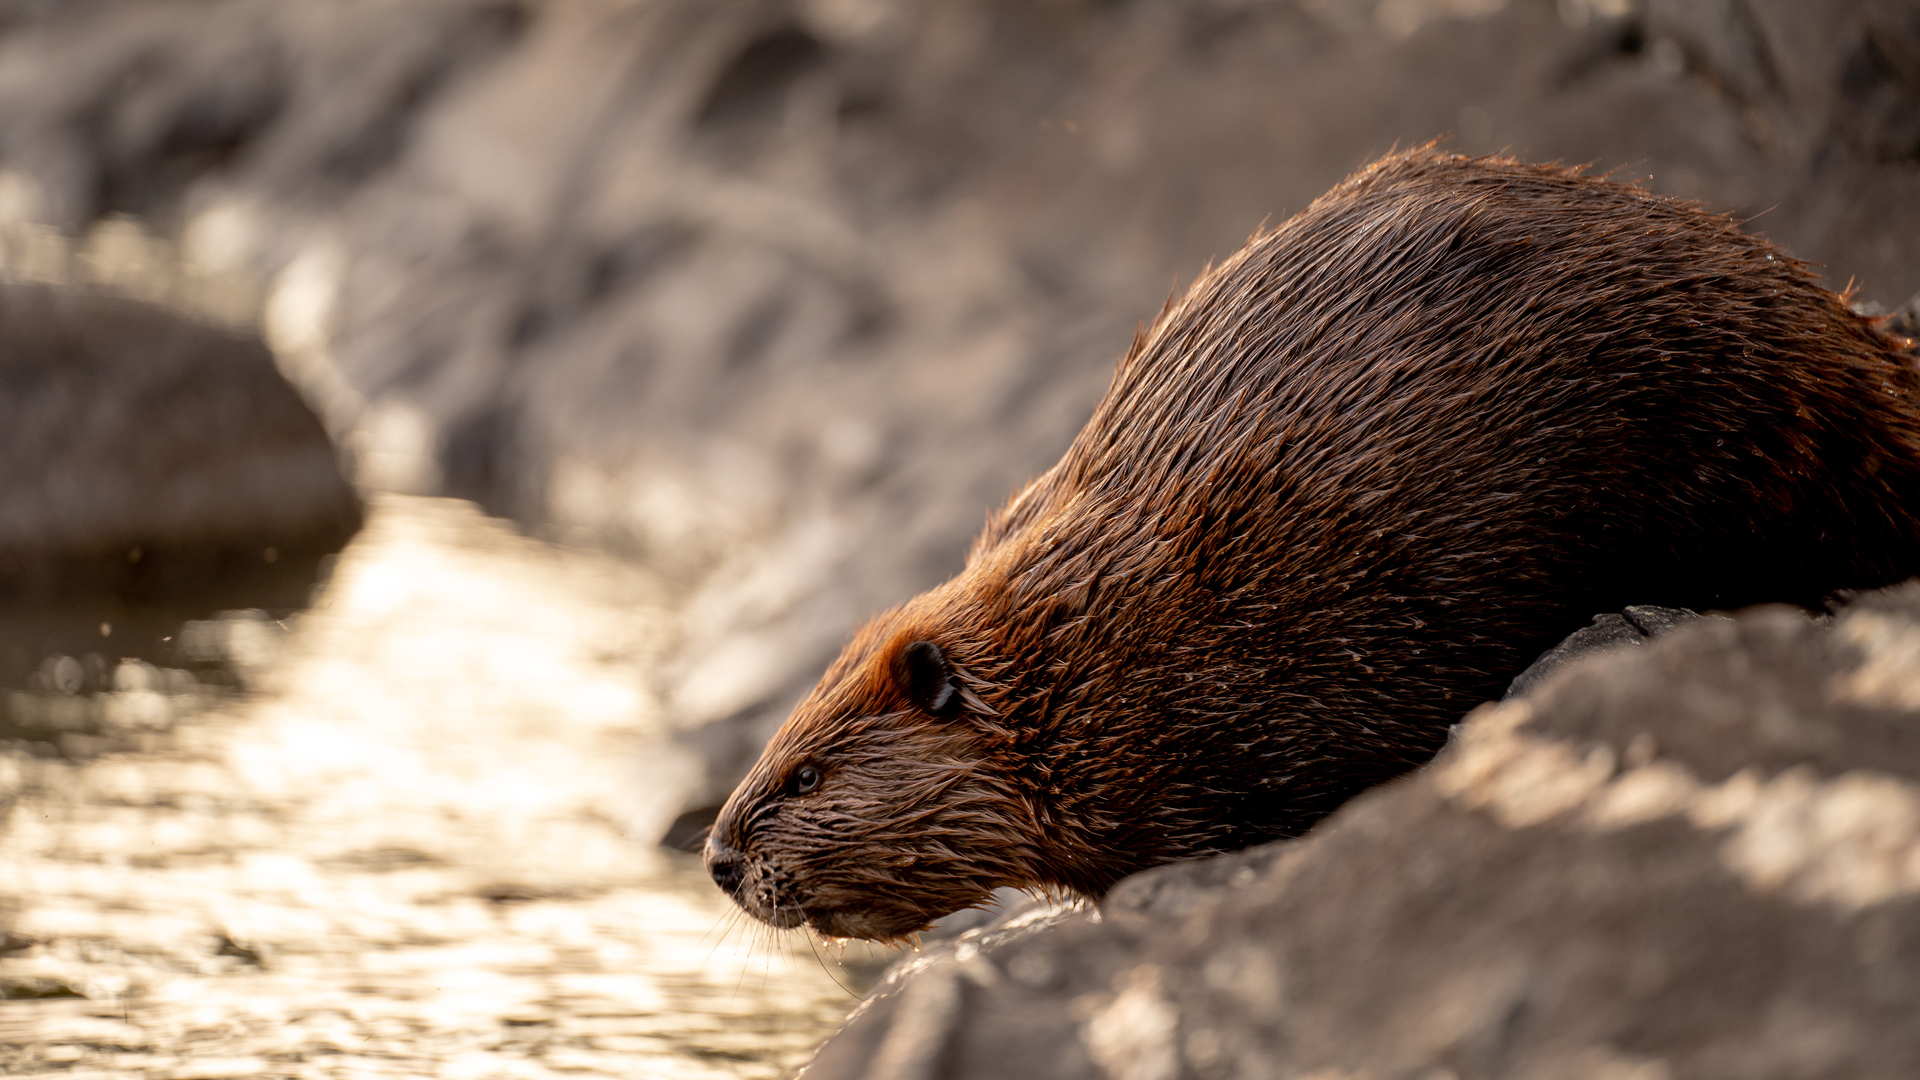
(0, 496, 887, 1078)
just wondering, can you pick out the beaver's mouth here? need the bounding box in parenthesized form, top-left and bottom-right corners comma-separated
(737, 890, 922, 940)
(803, 904, 930, 943)
(759, 904, 808, 930)
(730, 875, 932, 940)
(730, 884, 808, 930)
(720, 853, 959, 941)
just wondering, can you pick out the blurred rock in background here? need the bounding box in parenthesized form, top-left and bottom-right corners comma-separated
(0, 0, 1915, 824)
(0, 285, 358, 599)
(0, 281, 359, 700)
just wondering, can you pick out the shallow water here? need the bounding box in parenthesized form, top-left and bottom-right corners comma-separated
(0, 496, 893, 1078)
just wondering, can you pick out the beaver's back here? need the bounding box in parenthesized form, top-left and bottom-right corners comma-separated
(964, 149, 1920, 849)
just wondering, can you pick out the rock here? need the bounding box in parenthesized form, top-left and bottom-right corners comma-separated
(801, 583, 1920, 1079)
(0, 284, 360, 579)
(1504, 604, 1702, 700)
(0, 283, 360, 688)
(2, 0, 1918, 820)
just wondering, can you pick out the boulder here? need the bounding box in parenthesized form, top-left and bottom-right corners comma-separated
(802, 584, 1920, 1079)
(0, 283, 360, 688)
(1503, 605, 1702, 700)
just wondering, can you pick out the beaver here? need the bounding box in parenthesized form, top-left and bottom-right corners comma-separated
(704, 147, 1920, 941)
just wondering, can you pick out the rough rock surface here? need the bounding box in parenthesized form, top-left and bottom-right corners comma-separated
(0, 282, 361, 691)
(0, 284, 359, 590)
(0, 0, 1916, 815)
(801, 585, 1920, 1079)
(1503, 604, 1701, 699)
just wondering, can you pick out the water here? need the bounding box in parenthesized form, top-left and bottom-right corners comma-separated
(0, 495, 892, 1078)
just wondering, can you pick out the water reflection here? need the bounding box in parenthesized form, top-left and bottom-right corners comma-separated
(0, 495, 889, 1078)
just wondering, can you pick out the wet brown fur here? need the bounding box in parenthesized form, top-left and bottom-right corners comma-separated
(706, 147, 1920, 941)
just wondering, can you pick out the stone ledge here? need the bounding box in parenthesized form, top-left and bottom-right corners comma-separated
(803, 583, 1920, 1080)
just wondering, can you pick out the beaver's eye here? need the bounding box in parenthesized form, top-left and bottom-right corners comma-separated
(790, 764, 822, 795)
(899, 640, 961, 717)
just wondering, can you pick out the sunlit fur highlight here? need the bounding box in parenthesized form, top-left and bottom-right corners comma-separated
(708, 146, 1920, 941)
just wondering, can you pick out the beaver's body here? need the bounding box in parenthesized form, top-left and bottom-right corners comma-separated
(705, 149, 1920, 941)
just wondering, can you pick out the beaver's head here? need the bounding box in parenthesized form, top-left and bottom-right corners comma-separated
(701, 586, 1058, 941)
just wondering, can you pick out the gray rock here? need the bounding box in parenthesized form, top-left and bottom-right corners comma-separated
(802, 583, 1920, 1079)
(0, 283, 360, 688)
(1504, 605, 1701, 700)
(0, 284, 359, 576)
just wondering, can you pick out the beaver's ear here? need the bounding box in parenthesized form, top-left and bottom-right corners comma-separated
(896, 640, 963, 718)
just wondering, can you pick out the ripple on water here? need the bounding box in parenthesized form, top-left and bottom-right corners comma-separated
(0, 495, 894, 1079)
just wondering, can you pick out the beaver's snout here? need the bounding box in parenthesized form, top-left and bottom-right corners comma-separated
(703, 830, 811, 931)
(704, 836, 745, 896)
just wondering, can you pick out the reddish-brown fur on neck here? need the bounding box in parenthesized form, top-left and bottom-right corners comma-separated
(706, 147, 1920, 941)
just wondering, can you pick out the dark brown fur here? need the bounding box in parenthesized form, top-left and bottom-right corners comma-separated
(705, 148, 1920, 940)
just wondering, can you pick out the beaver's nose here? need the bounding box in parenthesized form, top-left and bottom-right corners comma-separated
(705, 837, 746, 896)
